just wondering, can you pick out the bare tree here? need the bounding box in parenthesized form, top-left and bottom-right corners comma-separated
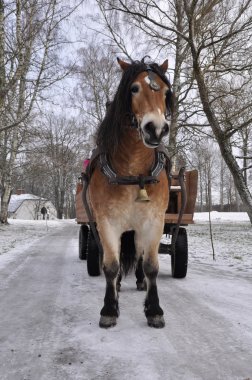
(94, 0, 252, 223)
(72, 41, 120, 134)
(0, 0, 84, 223)
(182, 0, 252, 222)
(16, 113, 87, 219)
(96, 0, 196, 163)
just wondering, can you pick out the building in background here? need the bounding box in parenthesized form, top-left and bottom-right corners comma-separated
(6, 190, 57, 220)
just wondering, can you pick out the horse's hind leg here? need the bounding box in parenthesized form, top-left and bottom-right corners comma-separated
(116, 270, 122, 292)
(135, 256, 146, 290)
(98, 225, 120, 328)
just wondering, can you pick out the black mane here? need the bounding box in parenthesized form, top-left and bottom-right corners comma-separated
(96, 59, 172, 154)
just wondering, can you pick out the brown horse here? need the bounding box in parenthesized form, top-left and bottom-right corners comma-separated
(89, 58, 173, 328)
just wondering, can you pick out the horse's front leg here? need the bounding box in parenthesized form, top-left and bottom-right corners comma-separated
(137, 222, 165, 328)
(98, 223, 120, 328)
(143, 252, 164, 328)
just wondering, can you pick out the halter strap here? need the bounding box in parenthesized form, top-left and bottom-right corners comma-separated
(130, 65, 170, 129)
(145, 65, 161, 91)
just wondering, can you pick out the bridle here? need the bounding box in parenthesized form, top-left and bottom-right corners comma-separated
(130, 65, 172, 130)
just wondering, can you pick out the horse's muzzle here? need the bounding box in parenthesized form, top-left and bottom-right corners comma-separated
(142, 121, 169, 147)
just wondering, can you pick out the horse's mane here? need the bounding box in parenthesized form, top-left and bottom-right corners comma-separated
(96, 59, 172, 154)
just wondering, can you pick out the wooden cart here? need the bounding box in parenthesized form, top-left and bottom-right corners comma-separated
(75, 169, 198, 278)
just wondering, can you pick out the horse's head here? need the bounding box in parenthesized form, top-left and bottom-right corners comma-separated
(118, 58, 173, 148)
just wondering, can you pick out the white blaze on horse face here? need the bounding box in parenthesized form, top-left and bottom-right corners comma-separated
(144, 76, 151, 86)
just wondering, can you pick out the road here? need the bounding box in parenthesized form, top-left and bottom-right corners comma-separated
(0, 223, 251, 380)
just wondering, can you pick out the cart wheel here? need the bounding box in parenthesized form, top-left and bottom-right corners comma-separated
(171, 227, 188, 278)
(79, 224, 89, 260)
(87, 231, 101, 276)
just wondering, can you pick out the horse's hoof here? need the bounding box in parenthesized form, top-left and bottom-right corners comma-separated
(136, 279, 147, 291)
(99, 315, 117, 328)
(147, 315, 165, 328)
(136, 282, 145, 291)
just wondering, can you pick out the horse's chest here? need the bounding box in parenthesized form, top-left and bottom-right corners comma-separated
(90, 170, 168, 228)
(103, 187, 166, 224)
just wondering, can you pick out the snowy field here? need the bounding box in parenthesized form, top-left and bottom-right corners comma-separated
(188, 212, 252, 273)
(0, 212, 251, 273)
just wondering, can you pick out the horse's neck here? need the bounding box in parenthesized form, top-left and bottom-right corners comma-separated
(110, 129, 154, 176)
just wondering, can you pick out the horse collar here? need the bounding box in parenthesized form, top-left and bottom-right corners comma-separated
(99, 147, 169, 187)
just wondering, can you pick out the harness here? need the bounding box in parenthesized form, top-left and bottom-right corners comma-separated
(99, 147, 169, 187)
(82, 144, 187, 257)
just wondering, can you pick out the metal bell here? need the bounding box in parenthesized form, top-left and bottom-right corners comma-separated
(135, 188, 150, 202)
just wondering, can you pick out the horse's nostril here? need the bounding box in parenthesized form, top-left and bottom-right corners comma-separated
(144, 122, 154, 133)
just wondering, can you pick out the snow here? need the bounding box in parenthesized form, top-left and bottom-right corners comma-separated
(0, 213, 252, 379)
(0, 212, 251, 272)
(189, 212, 252, 272)
(194, 211, 250, 223)
(0, 219, 72, 270)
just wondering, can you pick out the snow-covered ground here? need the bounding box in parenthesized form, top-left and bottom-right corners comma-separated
(0, 212, 251, 273)
(0, 213, 252, 379)
(0, 219, 70, 269)
(189, 212, 252, 272)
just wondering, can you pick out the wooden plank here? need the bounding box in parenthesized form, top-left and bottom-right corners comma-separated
(184, 170, 198, 214)
(75, 184, 90, 224)
(164, 213, 194, 224)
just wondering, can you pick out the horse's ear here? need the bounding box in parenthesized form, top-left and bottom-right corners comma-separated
(117, 57, 131, 71)
(160, 59, 168, 73)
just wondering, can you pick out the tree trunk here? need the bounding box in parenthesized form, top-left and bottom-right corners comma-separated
(235, 186, 240, 212)
(0, 129, 19, 223)
(196, 68, 252, 221)
(0, 183, 12, 223)
(241, 127, 249, 186)
(198, 166, 203, 211)
(169, 0, 185, 164)
(220, 158, 224, 211)
(187, 40, 252, 223)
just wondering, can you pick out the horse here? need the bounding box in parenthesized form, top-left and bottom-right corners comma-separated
(88, 57, 173, 328)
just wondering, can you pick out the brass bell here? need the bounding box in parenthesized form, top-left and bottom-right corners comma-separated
(135, 188, 150, 202)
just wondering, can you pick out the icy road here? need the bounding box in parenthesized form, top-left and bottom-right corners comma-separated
(0, 222, 252, 380)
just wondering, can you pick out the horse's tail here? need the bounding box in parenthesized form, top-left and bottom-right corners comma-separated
(120, 230, 136, 276)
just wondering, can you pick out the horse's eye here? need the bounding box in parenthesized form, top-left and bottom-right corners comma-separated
(165, 89, 171, 97)
(131, 85, 139, 94)
(165, 89, 172, 103)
